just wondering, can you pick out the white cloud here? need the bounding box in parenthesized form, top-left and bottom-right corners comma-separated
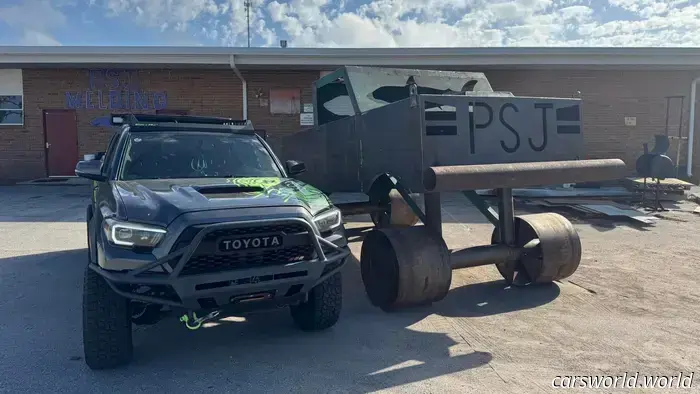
(4, 0, 700, 48)
(255, 0, 700, 48)
(0, 0, 66, 45)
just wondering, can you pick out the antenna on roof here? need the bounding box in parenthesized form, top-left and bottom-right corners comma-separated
(244, 0, 252, 47)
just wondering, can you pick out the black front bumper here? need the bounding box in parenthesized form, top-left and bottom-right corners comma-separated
(91, 217, 350, 311)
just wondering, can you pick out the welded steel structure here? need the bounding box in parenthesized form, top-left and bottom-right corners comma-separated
(283, 66, 626, 312)
(285, 66, 588, 194)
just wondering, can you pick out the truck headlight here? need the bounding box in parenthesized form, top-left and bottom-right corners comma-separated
(313, 208, 342, 233)
(103, 218, 166, 248)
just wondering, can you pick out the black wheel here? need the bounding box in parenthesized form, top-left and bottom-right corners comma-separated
(290, 272, 342, 331)
(130, 302, 163, 325)
(82, 266, 133, 370)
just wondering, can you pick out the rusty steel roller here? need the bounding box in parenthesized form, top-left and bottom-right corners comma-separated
(491, 213, 582, 286)
(360, 226, 452, 311)
(423, 159, 627, 192)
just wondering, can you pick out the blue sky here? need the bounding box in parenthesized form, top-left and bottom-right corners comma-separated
(0, 0, 698, 47)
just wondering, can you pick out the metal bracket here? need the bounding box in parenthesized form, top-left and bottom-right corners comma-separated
(368, 173, 428, 224)
(462, 190, 499, 227)
(388, 176, 428, 224)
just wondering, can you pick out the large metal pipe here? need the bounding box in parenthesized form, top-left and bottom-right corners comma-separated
(423, 159, 627, 192)
(450, 244, 520, 269)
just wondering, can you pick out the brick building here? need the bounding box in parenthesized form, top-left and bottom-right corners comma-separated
(1, 46, 699, 184)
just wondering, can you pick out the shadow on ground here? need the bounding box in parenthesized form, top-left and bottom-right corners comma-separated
(0, 247, 560, 392)
(0, 186, 90, 223)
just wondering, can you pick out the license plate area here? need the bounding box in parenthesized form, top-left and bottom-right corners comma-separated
(217, 234, 284, 253)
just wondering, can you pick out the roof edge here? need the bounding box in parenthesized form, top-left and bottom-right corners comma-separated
(2, 46, 700, 67)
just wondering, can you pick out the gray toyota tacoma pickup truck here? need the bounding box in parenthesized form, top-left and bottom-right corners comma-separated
(75, 113, 350, 370)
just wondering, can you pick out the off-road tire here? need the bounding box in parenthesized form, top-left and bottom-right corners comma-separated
(290, 272, 342, 331)
(82, 265, 133, 370)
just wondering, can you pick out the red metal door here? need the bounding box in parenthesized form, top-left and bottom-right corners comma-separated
(43, 110, 79, 176)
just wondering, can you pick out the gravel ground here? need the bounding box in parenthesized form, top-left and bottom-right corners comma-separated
(0, 185, 699, 393)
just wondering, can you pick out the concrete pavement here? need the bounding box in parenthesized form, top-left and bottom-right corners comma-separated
(1, 186, 698, 393)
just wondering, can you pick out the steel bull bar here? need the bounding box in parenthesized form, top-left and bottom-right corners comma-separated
(360, 159, 627, 311)
(91, 217, 351, 311)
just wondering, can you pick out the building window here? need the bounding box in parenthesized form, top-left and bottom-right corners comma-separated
(0, 69, 23, 126)
(270, 88, 300, 115)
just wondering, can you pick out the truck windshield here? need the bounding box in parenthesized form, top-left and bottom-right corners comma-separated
(118, 132, 282, 180)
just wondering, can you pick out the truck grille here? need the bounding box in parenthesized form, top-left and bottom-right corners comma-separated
(174, 223, 315, 276)
(180, 245, 315, 276)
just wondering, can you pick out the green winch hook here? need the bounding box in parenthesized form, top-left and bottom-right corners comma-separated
(179, 312, 203, 330)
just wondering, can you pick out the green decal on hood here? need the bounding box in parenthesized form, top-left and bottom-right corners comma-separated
(226, 177, 331, 214)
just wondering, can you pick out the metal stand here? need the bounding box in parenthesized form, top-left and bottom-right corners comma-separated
(640, 177, 666, 212)
(359, 159, 623, 311)
(496, 188, 517, 283)
(497, 188, 515, 246)
(423, 192, 442, 235)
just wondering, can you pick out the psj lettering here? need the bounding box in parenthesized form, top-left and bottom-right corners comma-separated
(468, 101, 578, 155)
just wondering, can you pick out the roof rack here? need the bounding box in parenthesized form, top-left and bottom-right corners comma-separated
(109, 113, 254, 132)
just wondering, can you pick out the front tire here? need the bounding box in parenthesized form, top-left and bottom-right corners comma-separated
(82, 266, 133, 370)
(290, 272, 342, 331)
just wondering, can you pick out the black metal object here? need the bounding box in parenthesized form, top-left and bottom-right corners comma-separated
(636, 131, 677, 211)
(280, 66, 626, 311)
(90, 217, 350, 310)
(283, 66, 591, 194)
(423, 192, 442, 235)
(109, 113, 256, 135)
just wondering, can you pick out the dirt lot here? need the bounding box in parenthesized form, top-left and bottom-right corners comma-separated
(0, 185, 698, 393)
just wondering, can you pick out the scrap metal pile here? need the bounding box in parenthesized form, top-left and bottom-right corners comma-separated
(284, 66, 627, 309)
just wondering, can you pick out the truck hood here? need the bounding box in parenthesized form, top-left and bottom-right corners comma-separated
(114, 177, 333, 226)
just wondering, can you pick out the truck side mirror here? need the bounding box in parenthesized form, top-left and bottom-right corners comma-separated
(286, 160, 306, 177)
(75, 160, 106, 182)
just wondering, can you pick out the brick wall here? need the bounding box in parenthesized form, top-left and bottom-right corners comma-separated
(0, 68, 244, 183)
(243, 69, 320, 152)
(486, 69, 699, 180)
(2, 66, 699, 184)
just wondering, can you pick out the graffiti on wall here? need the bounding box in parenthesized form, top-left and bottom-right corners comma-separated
(64, 69, 168, 111)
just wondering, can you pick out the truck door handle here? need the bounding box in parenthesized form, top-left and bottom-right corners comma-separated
(46, 143, 51, 149)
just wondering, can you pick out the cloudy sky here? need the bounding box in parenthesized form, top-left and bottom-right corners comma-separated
(0, 0, 698, 47)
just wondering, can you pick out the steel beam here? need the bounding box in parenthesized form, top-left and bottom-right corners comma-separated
(450, 244, 518, 269)
(423, 159, 626, 192)
(424, 192, 442, 235)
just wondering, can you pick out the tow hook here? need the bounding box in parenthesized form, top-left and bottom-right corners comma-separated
(179, 310, 220, 330)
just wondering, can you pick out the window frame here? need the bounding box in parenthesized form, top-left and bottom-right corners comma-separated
(0, 70, 24, 126)
(269, 88, 301, 115)
(0, 95, 23, 126)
